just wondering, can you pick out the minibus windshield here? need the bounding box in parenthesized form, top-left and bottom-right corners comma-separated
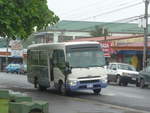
(66, 50, 105, 68)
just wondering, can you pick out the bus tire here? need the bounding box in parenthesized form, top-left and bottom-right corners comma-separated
(38, 84, 47, 91)
(93, 89, 101, 95)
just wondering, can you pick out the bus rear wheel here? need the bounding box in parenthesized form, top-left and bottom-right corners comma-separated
(93, 89, 101, 95)
(38, 84, 47, 91)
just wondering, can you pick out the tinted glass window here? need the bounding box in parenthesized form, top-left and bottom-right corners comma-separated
(30, 51, 39, 65)
(66, 51, 105, 68)
(53, 50, 65, 68)
(39, 51, 48, 66)
(118, 64, 136, 71)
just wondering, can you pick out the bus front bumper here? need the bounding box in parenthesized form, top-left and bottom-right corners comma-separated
(66, 80, 108, 91)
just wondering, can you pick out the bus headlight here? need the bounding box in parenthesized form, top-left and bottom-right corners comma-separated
(68, 80, 77, 86)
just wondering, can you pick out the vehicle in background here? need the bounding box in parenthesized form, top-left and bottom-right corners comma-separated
(27, 42, 108, 95)
(20, 64, 27, 74)
(5, 63, 21, 74)
(107, 62, 139, 86)
(137, 66, 150, 88)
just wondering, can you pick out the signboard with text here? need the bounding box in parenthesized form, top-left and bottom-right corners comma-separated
(11, 50, 23, 57)
(10, 40, 23, 57)
(100, 42, 112, 57)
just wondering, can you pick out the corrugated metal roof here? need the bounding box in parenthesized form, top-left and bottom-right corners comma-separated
(70, 35, 143, 42)
(47, 20, 150, 34)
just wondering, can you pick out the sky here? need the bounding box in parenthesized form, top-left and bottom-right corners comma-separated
(47, 0, 149, 23)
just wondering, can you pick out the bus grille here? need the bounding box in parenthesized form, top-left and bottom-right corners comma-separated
(79, 80, 99, 84)
(78, 76, 100, 79)
(79, 84, 101, 89)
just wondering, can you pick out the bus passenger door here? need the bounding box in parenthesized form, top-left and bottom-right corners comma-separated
(48, 58, 54, 81)
(52, 50, 66, 84)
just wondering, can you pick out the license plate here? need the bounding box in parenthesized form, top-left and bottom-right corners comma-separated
(87, 84, 93, 88)
(132, 78, 136, 80)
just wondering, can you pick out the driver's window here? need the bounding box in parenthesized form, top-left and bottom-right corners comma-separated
(53, 49, 65, 68)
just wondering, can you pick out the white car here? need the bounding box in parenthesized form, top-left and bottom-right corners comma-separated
(107, 62, 139, 86)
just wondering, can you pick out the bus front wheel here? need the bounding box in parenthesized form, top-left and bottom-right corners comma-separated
(59, 82, 68, 95)
(93, 89, 101, 95)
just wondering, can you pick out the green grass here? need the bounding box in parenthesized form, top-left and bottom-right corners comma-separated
(0, 99, 9, 113)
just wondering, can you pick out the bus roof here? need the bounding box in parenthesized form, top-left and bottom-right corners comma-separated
(28, 41, 99, 49)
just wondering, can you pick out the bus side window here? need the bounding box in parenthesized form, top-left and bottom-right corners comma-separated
(39, 51, 48, 66)
(53, 50, 65, 68)
(27, 50, 31, 64)
(52, 50, 58, 66)
(30, 51, 39, 65)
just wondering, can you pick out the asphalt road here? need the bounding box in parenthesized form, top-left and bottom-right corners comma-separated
(0, 72, 150, 113)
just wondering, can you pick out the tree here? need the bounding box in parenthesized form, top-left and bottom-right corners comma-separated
(0, 0, 59, 40)
(90, 26, 109, 37)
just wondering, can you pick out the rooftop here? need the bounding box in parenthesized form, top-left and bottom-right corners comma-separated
(70, 35, 143, 42)
(47, 20, 150, 34)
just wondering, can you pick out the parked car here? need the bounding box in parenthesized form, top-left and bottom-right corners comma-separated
(107, 62, 139, 86)
(137, 66, 150, 88)
(5, 63, 21, 74)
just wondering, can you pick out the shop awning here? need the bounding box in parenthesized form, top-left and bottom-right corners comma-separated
(117, 50, 150, 55)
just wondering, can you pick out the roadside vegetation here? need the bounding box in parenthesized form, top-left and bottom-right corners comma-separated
(0, 99, 9, 113)
(0, 0, 59, 40)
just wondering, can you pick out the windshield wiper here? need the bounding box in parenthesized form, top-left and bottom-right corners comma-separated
(88, 65, 105, 67)
(72, 66, 86, 68)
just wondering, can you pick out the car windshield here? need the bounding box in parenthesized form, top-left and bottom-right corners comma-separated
(8, 64, 20, 67)
(66, 50, 105, 68)
(118, 64, 136, 71)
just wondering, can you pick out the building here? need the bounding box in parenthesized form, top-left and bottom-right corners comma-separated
(0, 39, 27, 71)
(33, 20, 150, 43)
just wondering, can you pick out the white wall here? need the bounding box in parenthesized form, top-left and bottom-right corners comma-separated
(48, 31, 91, 42)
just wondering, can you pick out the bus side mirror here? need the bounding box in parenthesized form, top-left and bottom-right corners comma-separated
(64, 62, 71, 75)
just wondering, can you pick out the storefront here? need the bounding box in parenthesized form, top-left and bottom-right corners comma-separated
(112, 44, 150, 71)
(0, 48, 27, 72)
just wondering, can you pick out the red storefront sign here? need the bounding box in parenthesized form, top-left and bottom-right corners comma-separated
(100, 42, 112, 57)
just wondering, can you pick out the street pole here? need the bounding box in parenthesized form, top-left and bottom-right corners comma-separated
(6, 37, 9, 66)
(143, 0, 149, 69)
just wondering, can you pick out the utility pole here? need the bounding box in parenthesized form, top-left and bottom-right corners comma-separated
(143, 0, 149, 69)
(6, 37, 9, 66)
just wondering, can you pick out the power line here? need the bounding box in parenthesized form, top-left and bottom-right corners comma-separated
(79, 14, 150, 31)
(56, 2, 144, 31)
(79, 2, 143, 21)
(62, 1, 140, 19)
(59, 0, 109, 16)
